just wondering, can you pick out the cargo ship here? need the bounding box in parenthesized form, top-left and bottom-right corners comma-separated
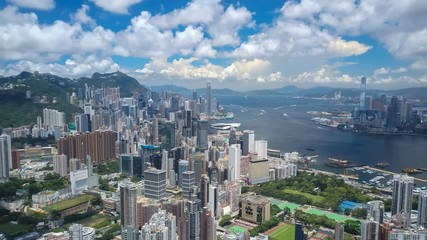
(327, 158, 354, 168)
(402, 168, 423, 174)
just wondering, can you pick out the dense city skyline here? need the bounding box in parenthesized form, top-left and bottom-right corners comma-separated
(0, 0, 427, 90)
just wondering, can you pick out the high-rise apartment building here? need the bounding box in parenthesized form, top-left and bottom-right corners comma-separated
(391, 174, 414, 228)
(120, 181, 138, 240)
(57, 130, 116, 165)
(361, 220, 379, 240)
(43, 108, 65, 131)
(53, 154, 68, 177)
(140, 209, 176, 240)
(367, 200, 384, 224)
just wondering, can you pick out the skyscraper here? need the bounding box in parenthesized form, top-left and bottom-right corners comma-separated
(391, 174, 414, 228)
(242, 130, 255, 155)
(360, 77, 367, 111)
(178, 159, 189, 187)
(0, 134, 11, 182)
(199, 174, 210, 208)
(418, 190, 427, 228)
(187, 199, 201, 240)
(119, 181, 139, 240)
(208, 183, 218, 218)
(387, 96, 401, 128)
(182, 171, 195, 200)
(255, 140, 268, 159)
(197, 119, 208, 149)
(367, 200, 384, 224)
(228, 144, 241, 181)
(207, 81, 212, 116)
(144, 168, 167, 200)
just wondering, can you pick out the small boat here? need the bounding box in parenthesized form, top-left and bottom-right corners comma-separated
(375, 162, 390, 168)
(402, 168, 423, 174)
(327, 158, 354, 168)
(306, 148, 315, 152)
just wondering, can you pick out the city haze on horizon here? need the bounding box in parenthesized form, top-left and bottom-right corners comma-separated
(0, 0, 426, 90)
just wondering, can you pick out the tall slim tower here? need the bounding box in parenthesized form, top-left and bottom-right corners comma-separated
(0, 134, 12, 182)
(391, 174, 414, 228)
(119, 181, 139, 240)
(418, 190, 427, 228)
(359, 77, 367, 111)
(228, 144, 241, 181)
(207, 81, 212, 116)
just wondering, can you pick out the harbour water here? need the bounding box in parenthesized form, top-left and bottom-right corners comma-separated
(217, 95, 427, 185)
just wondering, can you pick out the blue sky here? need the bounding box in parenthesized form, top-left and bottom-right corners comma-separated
(0, 0, 426, 90)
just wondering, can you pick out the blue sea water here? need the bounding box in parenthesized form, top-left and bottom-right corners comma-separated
(216, 95, 427, 184)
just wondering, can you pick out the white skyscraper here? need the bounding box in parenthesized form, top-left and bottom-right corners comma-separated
(0, 134, 12, 182)
(255, 140, 268, 159)
(392, 174, 414, 228)
(53, 154, 68, 177)
(228, 144, 241, 181)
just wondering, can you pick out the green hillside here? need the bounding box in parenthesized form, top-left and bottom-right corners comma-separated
(0, 71, 148, 128)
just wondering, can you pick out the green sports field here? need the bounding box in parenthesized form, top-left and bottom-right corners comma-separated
(44, 194, 97, 212)
(305, 208, 358, 222)
(228, 225, 248, 234)
(270, 199, 301, 212)
(268, 224, 295, 240)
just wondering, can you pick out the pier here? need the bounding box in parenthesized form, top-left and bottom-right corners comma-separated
(362, 166, 427, 183)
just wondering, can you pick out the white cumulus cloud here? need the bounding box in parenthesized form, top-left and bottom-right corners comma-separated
(90, 0, 142, 14)
(7, 0, 54, 10)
